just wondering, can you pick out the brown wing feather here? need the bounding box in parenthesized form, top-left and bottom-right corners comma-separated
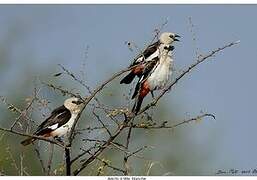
(131, 57, 159, 99)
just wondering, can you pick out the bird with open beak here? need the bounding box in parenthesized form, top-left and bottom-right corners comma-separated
(120, 32, 180, 85)
(21, 97, 84, 146)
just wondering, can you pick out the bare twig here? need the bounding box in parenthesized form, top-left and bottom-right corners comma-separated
(81, 138, 144, 160)
(10, 87, 39, 130)
(47, 143, 54, 175)
(146, 161, 163, 176)
(74, 109, 210, 175)
(20, 153, 23, 176)
(71, 144, 101, 164)
(75, 126, 110, 132)
(58, 64, 92, 95)
(188, 16, 201, 59)
(73, 41, 238, 175)
(92, 109, 112, 137)
(82, 149, 126, 174)
(0, 96, 32, 127)
(128, 113, 215, 129)
(41, 81, 83, 100)
(6, 146, 19, 175)
(84, 138, 125, 152)
(33, 145, 46, 174)
(73, 120, 131, 175)
(67, 64, 138, 148)
(65, 147, 71, 176)
(58, 64, 120, 126)
(0, 20, 239, 176)
(127, 146, 148, 160)
(0, 127, 65, 148)
(126, 19, 168, 65)
(123, 121, 134, 175)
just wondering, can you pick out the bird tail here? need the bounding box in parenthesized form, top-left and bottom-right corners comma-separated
(21, 137, 35, 146)
(132, 82, 140, 99)
(120, 72, 136, 84)
(132, 96, 144, 115)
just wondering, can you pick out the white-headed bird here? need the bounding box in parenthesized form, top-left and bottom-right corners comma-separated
(120, 32, 180, 84)
(21, 97, 84, 146)
(131, 43, 176, 114)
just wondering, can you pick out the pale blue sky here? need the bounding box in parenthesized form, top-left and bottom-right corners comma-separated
(0, 5, 256, 175)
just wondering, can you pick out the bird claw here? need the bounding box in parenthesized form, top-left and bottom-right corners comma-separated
(54, 136, 63, 143)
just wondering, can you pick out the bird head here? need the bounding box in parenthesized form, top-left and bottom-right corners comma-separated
(64, 97, 84, 114)
(159, 32, 180, 45)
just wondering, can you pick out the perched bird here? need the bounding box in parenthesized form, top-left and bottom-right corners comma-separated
(131, 43, 176, 114)
(120, 32, 180, 84)
(21, 97, 84, 146)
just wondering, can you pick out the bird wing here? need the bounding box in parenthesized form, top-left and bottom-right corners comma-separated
(131, 45, 175, 99)
(130, 41, 160, 66)
(131, 57, 160, 99)
(35, 105, 71, 135)
(142, 45, 174, 81)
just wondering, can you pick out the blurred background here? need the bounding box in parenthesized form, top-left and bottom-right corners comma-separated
(0, 5, 256, 176)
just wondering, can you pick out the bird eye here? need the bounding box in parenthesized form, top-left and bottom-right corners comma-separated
(169, 35, 175, 39)
(72, 100, 84, 105)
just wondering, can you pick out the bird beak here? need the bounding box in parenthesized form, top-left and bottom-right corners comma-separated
(174, 34, 181, 42)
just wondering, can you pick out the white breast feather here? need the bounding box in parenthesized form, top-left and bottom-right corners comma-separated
(50, 114, 77, 137)
(147, 52, 173, 90)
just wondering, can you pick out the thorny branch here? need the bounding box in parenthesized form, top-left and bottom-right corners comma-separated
(59, 64, 121, 126)
(64, 65, 136, 175)
(72, 40, 239, 175)
(33, 145, 46, 174)
(92, 108, 112, 137)
(81, 138, 145, 160)
(0, 96, 33, 130)
(123, 120, 134, 175)
(126, 113, 215, 129)
(0, 127, 65, 148)
(70, 145, 100, 165)
(137, 41, 240, 115)
(81, 149, 126, 174)
(41, 81, 83, 100)
(0, 26, 239, 175)
(47, 143, 54, 175)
